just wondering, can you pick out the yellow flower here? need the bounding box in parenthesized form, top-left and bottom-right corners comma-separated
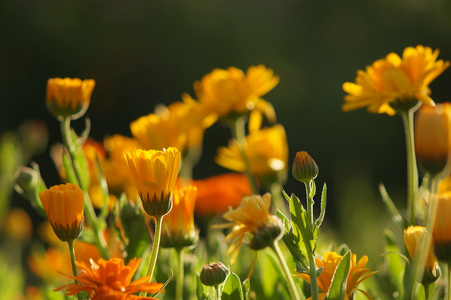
(404, 226, 439, 282)
(2, 207, 33, 241)
(214, 193, 283, 264)
(343, 45, 449, 115)
(28, 246, 72, 285)
(433, 191, 451, 262)
(415, 103, 451, 176)
(215, 124, 288, 184)
(46, 77, 95, 120)
(56, 258, 164, 299)
(295, 251, 377, 300)
(183, 65, 279, 122)
(39, 183, 84, 241)
(124, 147, 181, 217)
(161, 185, 198, 249)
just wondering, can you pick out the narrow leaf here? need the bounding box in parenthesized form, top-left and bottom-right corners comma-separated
(327, 250, 351, 300)
(315, 183, 327, 228)
(379, 183, 407, 229)
(384, 230, 405, 298)
(222, 272, 243, 300)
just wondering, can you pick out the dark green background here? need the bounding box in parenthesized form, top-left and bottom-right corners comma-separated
(2, 0, 451, 263)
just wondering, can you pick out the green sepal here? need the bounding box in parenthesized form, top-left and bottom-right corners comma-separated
(222, 272, 243, 300)
(315, 183, 327, 228)
(384, 229, 405, 298)
(326, 250, 351, 300)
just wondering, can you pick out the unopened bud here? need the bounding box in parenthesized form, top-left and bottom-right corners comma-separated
(200, 261, 228, 286)
(292, 151, 319, 183)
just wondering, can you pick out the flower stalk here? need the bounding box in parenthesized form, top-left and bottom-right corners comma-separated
(271, 241, 301, 300)
(176, 248, 184, 300)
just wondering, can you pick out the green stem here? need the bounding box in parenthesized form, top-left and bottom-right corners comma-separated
(401, 110, 418, 226)
(215, 284, 221, 300)
(231, 116, 259, 194)
(305, 180, 315, 230)
(60, 117, 109, 259)
(271, 241, 301, 300)
(140, 215, 164, 297)
(271, 181, 287, 215)
(423, 282, 429, 300)
(67, 239, 82, 300)
(448, 263, 451, 300)
(176, 248, 185, 300)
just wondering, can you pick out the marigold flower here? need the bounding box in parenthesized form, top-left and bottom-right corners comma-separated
(56, 258, 163, 299)
(415, 103, 451, 176)
(295, 251, 377, 300)
(124, 148, 181, 217)
(215, 124, 288, 184)
(193, 173, 252, 216)
(39, 183, 84, 242)
(433, 191, 451, 262)
(183, 65, 279, 122)
(404, 226, 439, 282)
(292, 151, 319, 184)
(214, 193, 283, 264)
(46, 77, 95, 120)
(343, 45, 449, 115)
(161, 185, 198, 249)
(200, 261, 229, 286)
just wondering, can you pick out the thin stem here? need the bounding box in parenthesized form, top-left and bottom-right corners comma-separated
(307, 248, 319, 300)
(176, 248, 185, 300)
(271, 241, 301, 300)
(60, 117, 109, 259)
(246, 251, 258, 281)
(230, 116, 259, 194)
(401, 110, 418, 226)
(305, 180, 315, 230)
(271, 181, 287, 215)
(67, 239, 82, 299)
(140, 215, 164, 297)
(448, 263, 451, 300)
(215, 284, 221, 300)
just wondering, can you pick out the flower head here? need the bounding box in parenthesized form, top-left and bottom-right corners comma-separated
(193, 173, 253, 216)
(183, 65, 279, 122)
(161, 185, 198, 249)
(292, 151, 319, 184)
(215, 124, 288, 185)
(124, 148, 181, 217)
(404, 226, 439, 282)
(214, 193, 283, 264)
(56, 258, 163, 300)
(46, 77, 95, 120)
(39, 183, 84, 241)
(415, 103, 451, 176)
(433, 190, 451, 262)
(200, 262, 229, 287)
(295, 251, 377, 300)
(343, 45, 449, 115)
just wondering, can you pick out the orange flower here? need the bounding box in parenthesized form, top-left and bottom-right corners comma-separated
(39, 183, 84, 241)
(28, 246, 72, 285)
(295, 252, 377, 300)
(192, 173, 252, 216)
(56, 258, 163, 299)
(214, 193, 283, 264)
(433, 191, 451, 262)
(46, 77, 95, 120)
(343, 45, 449, 115)
(183, 65, 279, 122)
(161, 185, 198, 249)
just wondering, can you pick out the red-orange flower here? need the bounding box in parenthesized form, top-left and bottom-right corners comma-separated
(57, 258, 163, 300)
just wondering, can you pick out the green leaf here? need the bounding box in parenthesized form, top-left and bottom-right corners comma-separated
(222, 272, 243, 300)
(62, 150, 78, 185)
(242, 279, 250, 300)
(196, 272, 206, 300)
(384, 230, 405, 298)
(379, 183, 407, 230)
(327, 250, 351, 300)
(315, 183, 327, 228)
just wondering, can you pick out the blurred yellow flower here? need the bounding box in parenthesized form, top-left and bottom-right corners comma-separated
(39, 183, 84, 241)
(433, 191, 451, 262)
(343, 45, 449, 115)
(2, 207, 33, 241)
(28, 246, 72, 285)
(415, 103, 451, 176)
(46, 77, 95, 120)
(183, 65, 279, 122)
(215, 123, 288, 183)
(193, 173, 252, 216)
(56, 258, 163, 299)
(214, 193, 283, 264)
(161, 185, 198, 249)
(295, 251, 377, 300)
(124, 147, 181, 217)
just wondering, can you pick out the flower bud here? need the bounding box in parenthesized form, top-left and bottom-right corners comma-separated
(200, 262, 229, 286)
(249, 217, 284, 250)
(415, 103, 451, 176)
(292, 151, 319, 183)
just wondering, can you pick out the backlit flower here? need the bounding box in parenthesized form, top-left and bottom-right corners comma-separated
(292, 151, 319, 184)
(214, 193, 283, 264)
(124, 148, 181, 217)
(39, 183, 84, 241)
(56, 258, 163, 299)
(161, 185, 198, 249)
(295, 251, 377, 300)
(215, 124, 288, 185)
(415, 103, 451, 176)
(193, 173, 252, 216)
(433, 190, 451, 262)
(343, 45, 449, 115)
(183, 65, 279, 122)
(404, 226, 439, 282)
(46, 77, 95, 120)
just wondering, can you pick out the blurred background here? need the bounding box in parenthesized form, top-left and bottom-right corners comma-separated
(1, 0, 451, 287)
